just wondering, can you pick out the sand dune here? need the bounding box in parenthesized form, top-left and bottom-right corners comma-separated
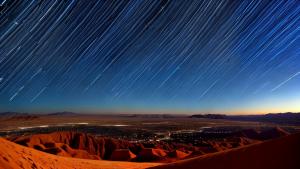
(0, 138, 160, 169)
(149, 133, 300, 169)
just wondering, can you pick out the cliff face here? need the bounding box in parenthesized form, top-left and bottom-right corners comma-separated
(12, 132, 144, 160)
(110, 149, 137, 161)
(10, 132, 206, 162)
(12, 132, 196, 162)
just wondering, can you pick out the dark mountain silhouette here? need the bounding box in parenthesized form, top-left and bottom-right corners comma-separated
(190, 112, 300, 125)
(46, 112, 78, 116)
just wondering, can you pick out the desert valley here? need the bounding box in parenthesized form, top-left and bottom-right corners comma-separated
(0, 112, 300, 169)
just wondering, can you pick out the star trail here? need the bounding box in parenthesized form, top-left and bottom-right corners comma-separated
(0, 0, 299, 114)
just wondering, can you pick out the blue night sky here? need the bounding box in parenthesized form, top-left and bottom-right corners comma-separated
(0, 0, 299, 114)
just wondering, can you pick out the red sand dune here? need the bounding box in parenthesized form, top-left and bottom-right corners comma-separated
(149, 133, 300, 169)
(0, 137, 160, 169)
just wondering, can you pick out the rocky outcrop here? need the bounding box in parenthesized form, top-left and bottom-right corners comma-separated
(136, 148, 167, 162)
(110, 149, 137, 161)
(234, 127, 289, 140)
(12, 132, 143, 160)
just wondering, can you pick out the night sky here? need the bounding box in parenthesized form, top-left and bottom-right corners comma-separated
(0, 0, 299, 114)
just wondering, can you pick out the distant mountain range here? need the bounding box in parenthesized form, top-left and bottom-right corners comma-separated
(0, 112, 78, 121)
(191, 112, 300, 125)
(46, 112, 78, 116)
(0, 112, 39, 120)
(1, 112, 300, 125)
(190, 114, 227, 119)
